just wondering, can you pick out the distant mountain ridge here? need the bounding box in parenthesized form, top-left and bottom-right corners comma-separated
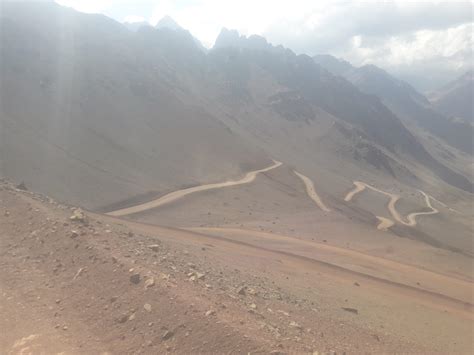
(124, 15, 207, 52)
(314, 54, 473, 155)
(429, 71, 473, 123)
(155, 15, 181, 30)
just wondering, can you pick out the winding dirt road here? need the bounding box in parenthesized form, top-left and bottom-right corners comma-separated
(107, 160, 282, 217)
(375, 216, 395, 231)
(345, 181, 439, 227)
(293, 171, 331, 212)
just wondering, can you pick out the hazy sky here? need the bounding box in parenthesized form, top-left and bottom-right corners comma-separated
(55, 0, 473, 91)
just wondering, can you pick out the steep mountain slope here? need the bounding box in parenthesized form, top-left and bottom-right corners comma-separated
(0, 2, 268, 209)
(0, 1, 472, 216)
(429, 70, 473, 122)
(314, 55, 473, 155)
(209, 31, 472, 192)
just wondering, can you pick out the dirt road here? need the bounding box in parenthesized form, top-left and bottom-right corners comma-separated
(185, 226, 473, 310)
(345, 181, 439, 227)
(375, 216, 395, 231)
(293, 171, 331, 212)
(107, 160, 282, 217)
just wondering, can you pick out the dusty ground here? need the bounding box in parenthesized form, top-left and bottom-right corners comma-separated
(127, 166, 473, 280)
(1, 175, 473, 354)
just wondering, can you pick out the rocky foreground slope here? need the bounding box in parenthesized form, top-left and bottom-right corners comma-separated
(1, 179, 472, 354)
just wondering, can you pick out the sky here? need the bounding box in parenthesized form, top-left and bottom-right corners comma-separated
(55, 0, 473, 91)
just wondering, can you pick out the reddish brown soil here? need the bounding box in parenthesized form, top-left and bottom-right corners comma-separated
(1, 181, 472, 354)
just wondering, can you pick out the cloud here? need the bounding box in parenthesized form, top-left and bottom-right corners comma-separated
(263, 1, 472, 53)
(55, 0, 114, 14)
(261, 1, 473, 90)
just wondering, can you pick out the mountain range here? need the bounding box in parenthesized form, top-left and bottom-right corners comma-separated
(0, 1, 472, 208)
(313, 55, 473, 155)
(429, 70, 473, 123)
(1, 2, 473, 353)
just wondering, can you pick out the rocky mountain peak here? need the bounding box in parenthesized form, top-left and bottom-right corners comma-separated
(155, 15, 182, 30)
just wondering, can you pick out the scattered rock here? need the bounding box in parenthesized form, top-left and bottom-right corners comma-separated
(205, 309, 215, 317)
(196, 272, 205, 280)
(354, 282, 360, 287)
(69, 209, 86, 222)
(70, 230, 79, 239)
(162, 330, 174, 340)
(247, 288, 257, 296)
(117, 314, 128, 323)
(144, 277, 155, 289)
(73, 267, 85, 280)
(130, 273, 141, 284)
(148, 244, 159, 252)
(289, 321, 303, 330)
(143, 303, 152, 312)
(342, 307, 358, 314)
(237, 286, 247, 295)
(16, 182, 27, 191)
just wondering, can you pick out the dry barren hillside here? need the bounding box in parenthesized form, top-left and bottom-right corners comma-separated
(1, 1, 472, 212)
(429, 70, 473, 123)
(0, 2, 473, 354)
(0, 2, 268, 210)
(1, 178, 473, 354)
